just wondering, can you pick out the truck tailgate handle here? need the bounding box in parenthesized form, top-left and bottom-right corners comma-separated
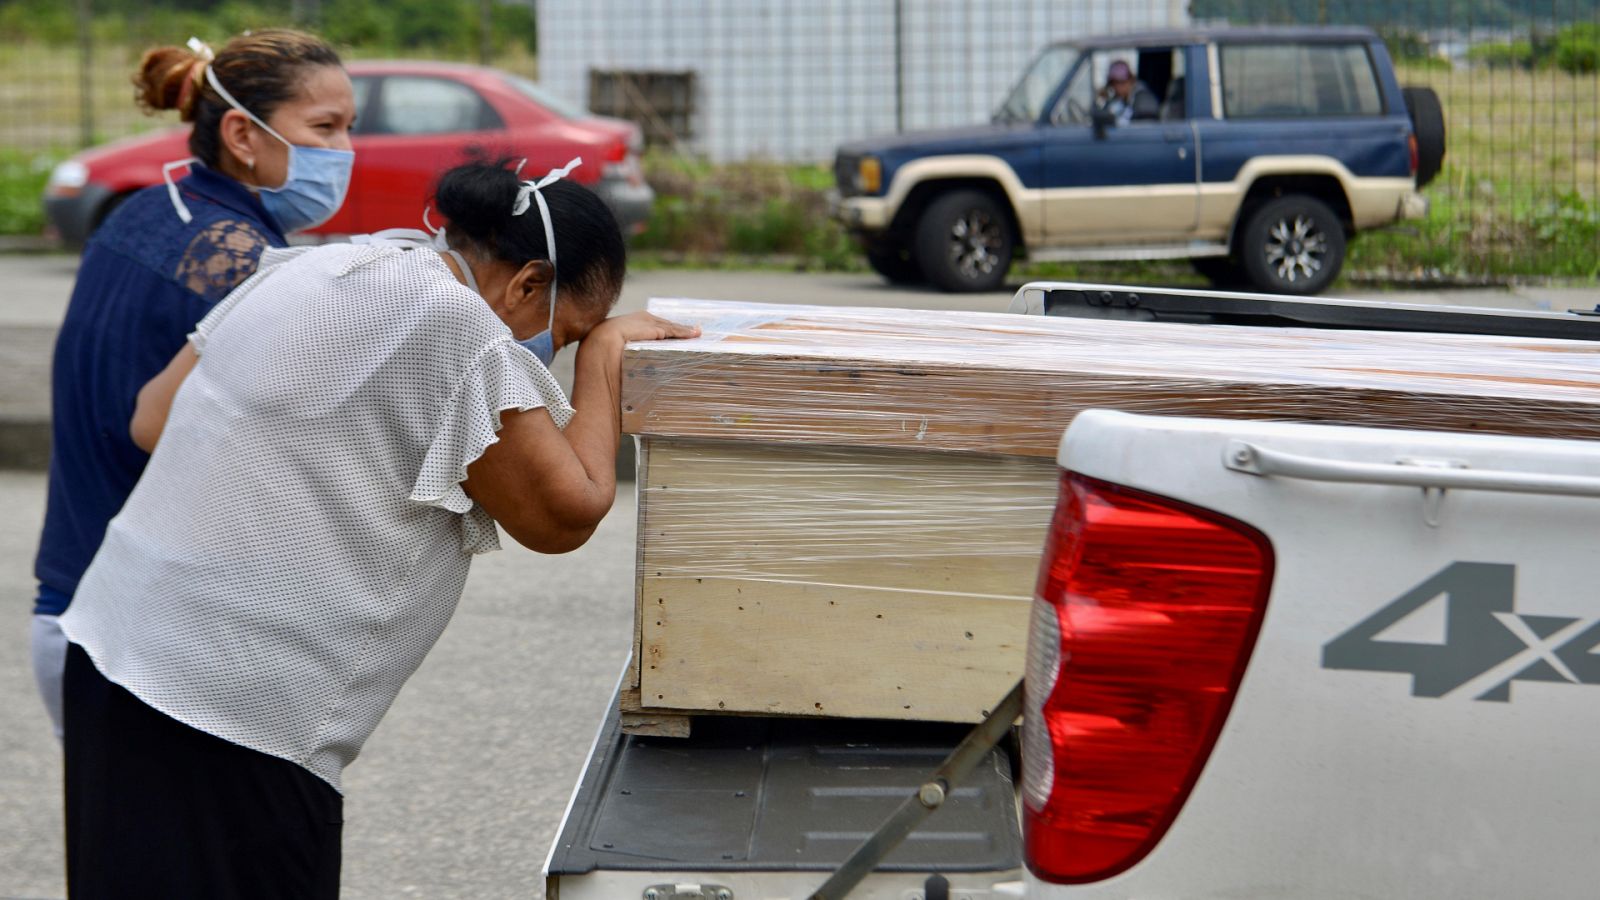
(1225, 440, 1600, 499)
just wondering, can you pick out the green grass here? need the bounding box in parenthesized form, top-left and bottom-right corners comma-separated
(0, 147, 71, 236)
(1350, 166, 1600, 280)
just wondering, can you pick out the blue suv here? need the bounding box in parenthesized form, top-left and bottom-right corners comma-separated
(834, 26, 1444, 294)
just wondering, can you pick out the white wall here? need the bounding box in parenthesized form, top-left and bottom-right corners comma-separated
(537, 0, 1190, 162)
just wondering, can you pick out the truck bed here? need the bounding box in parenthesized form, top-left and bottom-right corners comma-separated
(545, 678, 1023, 900)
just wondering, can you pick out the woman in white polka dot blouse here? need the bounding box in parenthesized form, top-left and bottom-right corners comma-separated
(56, 157, 699, 898)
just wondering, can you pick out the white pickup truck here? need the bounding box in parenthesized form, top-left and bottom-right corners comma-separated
(545, 285, 1600, 900)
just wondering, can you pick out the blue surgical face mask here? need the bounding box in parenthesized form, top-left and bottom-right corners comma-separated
(520, 329, 555, 367)
(206, 65, 354, 233)
(516, 280, 557, 367)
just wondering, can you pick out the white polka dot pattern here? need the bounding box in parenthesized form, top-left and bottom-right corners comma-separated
(60, 243, 573, 791)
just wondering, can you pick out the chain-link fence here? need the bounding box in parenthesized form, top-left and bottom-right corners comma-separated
(2, 1, 1596, 279)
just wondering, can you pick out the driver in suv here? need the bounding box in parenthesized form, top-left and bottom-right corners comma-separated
(1097, 59, 1159, 125)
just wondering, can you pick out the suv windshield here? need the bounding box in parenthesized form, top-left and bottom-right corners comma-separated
(995, 46, 1078, 124)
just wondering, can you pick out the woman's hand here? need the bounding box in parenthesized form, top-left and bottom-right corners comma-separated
(587, 311, 701, 346)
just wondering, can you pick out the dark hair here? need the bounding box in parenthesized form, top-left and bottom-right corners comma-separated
(433, 158, 627, 311)
(133, 29, 343, 168)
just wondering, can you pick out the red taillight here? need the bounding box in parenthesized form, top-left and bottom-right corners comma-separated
(602, 136, 645, 186)
(1023, 472, 1274, 884)
(1408, 133, 1419, 175)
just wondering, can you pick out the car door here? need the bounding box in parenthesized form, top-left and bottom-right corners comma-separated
(1040, 47, 1198, 246)
(346, 74, 508, 233)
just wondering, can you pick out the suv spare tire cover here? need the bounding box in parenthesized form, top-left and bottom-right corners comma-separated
(1401, 86, 1446, 189)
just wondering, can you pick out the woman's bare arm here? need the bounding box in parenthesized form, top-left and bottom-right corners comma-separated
(131, 342, 200, 453)
(462, 312, 698, 554)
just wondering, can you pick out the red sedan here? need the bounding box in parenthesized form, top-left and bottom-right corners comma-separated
(43, 60, 651, 245)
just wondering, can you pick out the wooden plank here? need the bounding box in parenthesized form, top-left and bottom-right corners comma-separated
(623, 300, 1600, 455)
(634, 439, 1054, 722)
(625, 436, 650, 700)
(637, 578, 1028, 723)
(617, 685, 693, 738)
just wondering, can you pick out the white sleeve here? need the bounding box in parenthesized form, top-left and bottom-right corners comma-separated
(408, 338, 575, 552)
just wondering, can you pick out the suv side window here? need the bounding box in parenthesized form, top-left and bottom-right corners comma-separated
(1220, 43, 1383, 119)
(1052, 47, 1178, 126)
(372, 76, 505, 135)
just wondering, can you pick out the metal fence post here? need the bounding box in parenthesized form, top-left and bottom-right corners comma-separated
(76, 0, 94, 148)
(894, 0, 905, 134)
(481, 0, 493, 65)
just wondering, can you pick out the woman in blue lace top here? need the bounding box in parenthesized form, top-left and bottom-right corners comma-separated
(31, 29, 356, 740)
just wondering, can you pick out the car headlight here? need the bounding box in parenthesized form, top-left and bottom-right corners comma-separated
(47, 160, 90, 195)
(858, 156, 882, 195)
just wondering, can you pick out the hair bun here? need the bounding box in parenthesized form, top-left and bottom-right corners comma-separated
(133, 45, 208, 119)
(433, 159, 523, 245)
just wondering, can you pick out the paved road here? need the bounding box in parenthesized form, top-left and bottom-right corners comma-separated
(5, 253, 1597, 329)
(2, 254, 1596, 898)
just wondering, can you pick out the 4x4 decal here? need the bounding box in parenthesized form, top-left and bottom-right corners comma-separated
(1323, 562, 1600, 701)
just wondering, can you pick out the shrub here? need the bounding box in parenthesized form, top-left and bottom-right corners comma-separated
(0, 148, 63, 236)
(1555, 23, 1600, 74)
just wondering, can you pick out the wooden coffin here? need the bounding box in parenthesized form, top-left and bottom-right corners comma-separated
(618, 298, 1600, 732)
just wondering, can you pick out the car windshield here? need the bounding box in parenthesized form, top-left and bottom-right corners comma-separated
(994, 46, 1078, 124)
(505, 75, 587, 119)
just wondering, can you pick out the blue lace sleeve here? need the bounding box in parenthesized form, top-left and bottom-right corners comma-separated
(174, 219, 272, 304)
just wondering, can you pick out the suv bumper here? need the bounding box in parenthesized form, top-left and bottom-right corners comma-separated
(1398, 190, 1430, 221)
(833, 193, 891, 232)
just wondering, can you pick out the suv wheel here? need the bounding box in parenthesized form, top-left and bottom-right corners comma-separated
(1237, 195, 1346, 295)
(865, 243, 924, 285)
(914, 190, 1014, 293)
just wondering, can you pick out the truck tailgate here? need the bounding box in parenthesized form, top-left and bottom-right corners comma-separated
(545, 677, 1022, 900)
(1036, 410, 1600, 898)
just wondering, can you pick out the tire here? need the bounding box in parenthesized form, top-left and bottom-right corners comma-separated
(865, 243, 924, 285)
(1401, 86, 1446, 188)
(1236, 194, 1346, 296)
(912, 189, 1015, 293)
(1190, 255, 1244, 288)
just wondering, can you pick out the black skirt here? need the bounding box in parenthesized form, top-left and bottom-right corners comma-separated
(63, 642, 343, 899)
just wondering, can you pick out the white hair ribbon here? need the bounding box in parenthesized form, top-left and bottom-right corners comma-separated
(186, 36, 216, 62)
(510, 157, 582, 337)
(511, 157, 581, 219)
